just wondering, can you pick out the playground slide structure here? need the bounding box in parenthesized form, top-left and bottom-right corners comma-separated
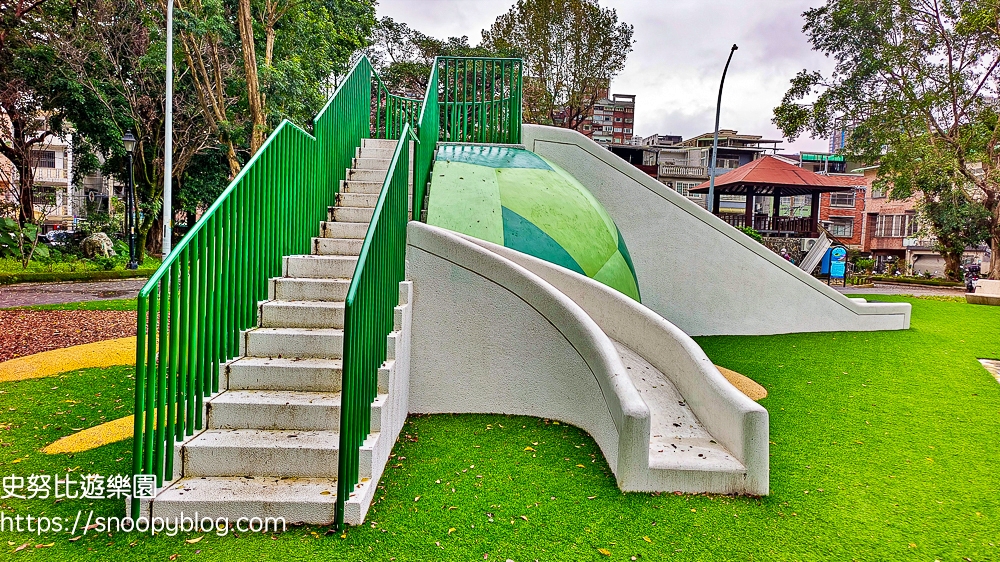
(520, 125, 911, 336)
(130, 55, 910, 528)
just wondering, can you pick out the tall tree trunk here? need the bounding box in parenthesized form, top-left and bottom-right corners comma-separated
(237, 0, 265, 154)
(17, 161, 33, 227)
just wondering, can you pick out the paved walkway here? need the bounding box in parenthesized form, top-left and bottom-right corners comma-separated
(0, 278, 147, 308)
(834, 283, 966, 297)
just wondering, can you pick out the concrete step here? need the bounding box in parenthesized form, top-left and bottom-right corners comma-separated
(207, 389, 343, 431)
(149, 476, 338, 525)
(183, 429, 340, 478)
(362, 138, 397, 150)
(284, 255, 358, 279)
(270, 277, 351, 302)
(336, 192, 379, 208)
(320, 220, 368, 239)
(243, 327, 344, 359)
(356, 147, 394, 160)
(226, 356, 343, 392)
(328, 206, 375, 223)
(352, 157, 391, 170)
(259, 300, 345, 329)
(346, 169, 386, 183)
(341, 179, 384, 194)
(312, 237, 363, 256)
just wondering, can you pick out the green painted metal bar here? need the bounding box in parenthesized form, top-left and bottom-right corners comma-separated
(132, 53, 522, 528)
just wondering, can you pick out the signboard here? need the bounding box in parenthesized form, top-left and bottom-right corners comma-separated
(829, 247, 847, 279)
(801, 153, 846, 163)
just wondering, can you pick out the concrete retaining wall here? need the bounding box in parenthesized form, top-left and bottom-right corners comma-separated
(521, 124, 911, 336)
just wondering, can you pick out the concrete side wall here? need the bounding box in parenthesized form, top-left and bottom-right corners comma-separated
(461, 236, 768, 495)
(521, 124, 912, 336)
(405, 222, 650, 486)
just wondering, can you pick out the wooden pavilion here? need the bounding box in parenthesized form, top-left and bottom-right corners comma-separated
(689, 155, 852, 237)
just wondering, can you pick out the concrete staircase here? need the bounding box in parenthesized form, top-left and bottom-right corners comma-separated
(138, 138, 412, 526)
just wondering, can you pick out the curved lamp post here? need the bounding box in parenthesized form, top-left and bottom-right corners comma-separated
(122, 130, 138, 270)
(708, 44, 738, 213)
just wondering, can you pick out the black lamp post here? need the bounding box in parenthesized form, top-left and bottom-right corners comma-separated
(122, 130, 138, 270)
(708, 44, 738, 214)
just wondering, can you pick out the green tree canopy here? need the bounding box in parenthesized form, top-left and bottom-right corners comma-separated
(773, 0, 1000, 279)
(481, 0, 634, 130)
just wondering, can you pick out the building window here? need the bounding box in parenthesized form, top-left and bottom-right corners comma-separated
(624, 128, 632, 134)
(614, 117, 622, 122)
(613, 127, 622, 133)
(34, 151, 56, 168)
(675, 181, 704, 199)
(875, 214, 917, 237)
(870, 187, 886, 198)
(613, 138, 621, 144)
(829, 192, 856, 207)
(828, 217, 854, 237)
(583, 125, 591, 131)
(603, 126, 613, 132)
(624, 118, 633, 123)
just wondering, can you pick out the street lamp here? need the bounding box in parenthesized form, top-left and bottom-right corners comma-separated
(707, 44, 738, 214)
(122, 130, 139, 270)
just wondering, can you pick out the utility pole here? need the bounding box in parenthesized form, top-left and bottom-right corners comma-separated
(708, 44, 738, 213)
(163, 0, 174, 255)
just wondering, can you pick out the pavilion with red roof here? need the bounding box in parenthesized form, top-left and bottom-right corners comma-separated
(689, 155, 852, 237)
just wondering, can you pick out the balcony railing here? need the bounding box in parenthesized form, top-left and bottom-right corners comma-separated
(718, 214, 815, 235)
(660, 165, 707, 177)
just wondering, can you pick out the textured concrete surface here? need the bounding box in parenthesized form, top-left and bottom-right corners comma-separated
(835, 284, 965, 296)
(521, 124, 910, 336)
(0, 278, 146, 308)
(460, 232, 769, 494)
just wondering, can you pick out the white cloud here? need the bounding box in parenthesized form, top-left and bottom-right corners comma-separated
(377, 0, 835, 152)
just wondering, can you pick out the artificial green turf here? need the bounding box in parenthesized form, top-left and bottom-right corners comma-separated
(2, 298, 138, 312)
(1, 296, 999, 560)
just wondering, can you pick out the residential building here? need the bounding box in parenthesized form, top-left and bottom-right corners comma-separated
(643, 130, 782, 210)
(639, 133, 681, 147)
(817, 174, 868, 248)
(579, 93, 636, 146)
(0, 130, 116, 233)
(856, 167, 991, 276)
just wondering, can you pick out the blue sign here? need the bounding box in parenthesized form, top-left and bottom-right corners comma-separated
(830, 247, 847, 279)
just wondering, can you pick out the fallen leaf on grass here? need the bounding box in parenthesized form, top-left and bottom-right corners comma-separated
(35, 543, 54, 548)
(13, 543, 28, 553)
(68, 537, 82, 542)
(524, 447, 535, 451)
(643, 536, 652, 543)
(185, 536, 203, 544)
(598, 548, 611, 556)
(519, 515, 528, 521)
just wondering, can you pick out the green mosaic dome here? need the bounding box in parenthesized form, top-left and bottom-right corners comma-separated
(426, 145, 640, 301)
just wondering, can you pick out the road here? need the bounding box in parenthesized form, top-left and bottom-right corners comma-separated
(834, 283, 966, 297)
(0, 278, 147, 308)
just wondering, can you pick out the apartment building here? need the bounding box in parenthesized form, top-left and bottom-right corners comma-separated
(579, 93, 636, 145)
(817, 175, 867, 248)
(0, 131, 115, 232)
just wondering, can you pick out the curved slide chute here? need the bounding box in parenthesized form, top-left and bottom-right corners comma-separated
(406, 222, 769, 495)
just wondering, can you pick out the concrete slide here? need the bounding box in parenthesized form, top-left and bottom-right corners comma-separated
(406, 222, 768, 495)
(521, 124, 910, 336)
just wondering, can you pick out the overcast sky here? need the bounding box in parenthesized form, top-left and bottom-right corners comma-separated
(376, 0, 835, 153)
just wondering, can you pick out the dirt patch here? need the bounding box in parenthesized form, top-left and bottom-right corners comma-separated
(0, 310, 137, 362)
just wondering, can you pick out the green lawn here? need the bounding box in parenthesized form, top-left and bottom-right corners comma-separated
(2, 296, 999, 560)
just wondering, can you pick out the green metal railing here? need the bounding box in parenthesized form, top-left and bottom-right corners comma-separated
(372, 73, 421, 141)
(438, 56, 523, 144)
(413, 63, 439, 220)
(132, 52, 522, 525)
(131, 55, 384, 514)
(335, 124, 413, 529)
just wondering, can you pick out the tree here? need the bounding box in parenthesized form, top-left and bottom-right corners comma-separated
(916, 171, 992, 279)
(366, 17, 501, 97)
(481, 0, 634, 130)
(773, 0, 1000, 279)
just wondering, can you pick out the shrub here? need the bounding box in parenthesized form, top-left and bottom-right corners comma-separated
(738, 226, 763, 243)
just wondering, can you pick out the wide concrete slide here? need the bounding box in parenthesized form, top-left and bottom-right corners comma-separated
(521, 124, 911, 336)
(406, 222, 768, 494)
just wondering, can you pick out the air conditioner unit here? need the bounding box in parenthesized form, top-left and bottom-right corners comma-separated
(801, 238, 820, 252)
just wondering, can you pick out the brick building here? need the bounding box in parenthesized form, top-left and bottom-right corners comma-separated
(817, 174, 868, 248)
